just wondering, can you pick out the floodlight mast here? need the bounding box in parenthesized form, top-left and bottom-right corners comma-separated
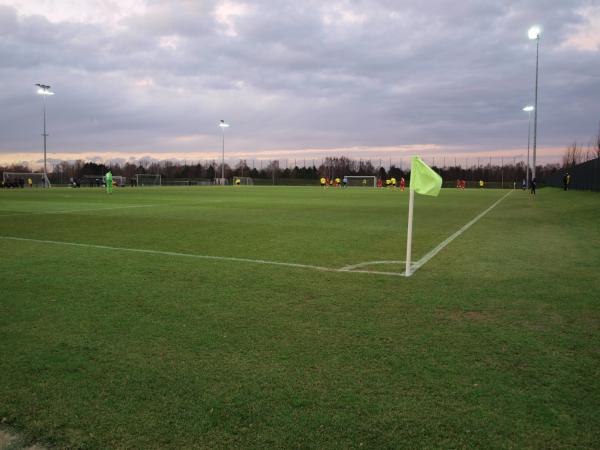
(523, 106, 534, 188)
(36, 83, 54, 187)
(528, 26, 541, 181)
(219, 120, 230, 182)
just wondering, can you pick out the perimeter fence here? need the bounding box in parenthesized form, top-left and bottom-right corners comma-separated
(545, 158, 600, 192)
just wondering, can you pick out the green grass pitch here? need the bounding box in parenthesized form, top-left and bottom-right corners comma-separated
(1, 186, 599, 448)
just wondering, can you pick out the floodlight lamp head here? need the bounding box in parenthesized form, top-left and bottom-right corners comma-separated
(528, 26, 541, 40)
(219, 120, 229, 128)
(523, 106, 534, 112)
(35, 83, 54, 95)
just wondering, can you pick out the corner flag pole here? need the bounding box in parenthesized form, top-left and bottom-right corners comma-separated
(405, 156, 442, 277)
(405, 186, 415, 277)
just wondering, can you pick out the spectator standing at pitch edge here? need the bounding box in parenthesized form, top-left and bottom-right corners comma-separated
(563, 173, 570, 191)
(530, 178, 536, 195)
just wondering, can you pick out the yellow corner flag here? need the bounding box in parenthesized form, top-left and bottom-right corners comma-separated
(410, 156, 442, 197)
(405, 156, 443, 277)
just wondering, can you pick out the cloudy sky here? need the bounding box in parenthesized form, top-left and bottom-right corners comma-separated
(1, 0, 599, 167)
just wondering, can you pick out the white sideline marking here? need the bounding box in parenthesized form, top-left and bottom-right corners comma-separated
(0, 235, 406, 277)
(340, 260, 406, 271)
(346, 269, 405, 277)
(340, 191, 512, 276)
(411, 190, 512, 273)
(0, 204, 156, 217)
(0, 192, 511, 278)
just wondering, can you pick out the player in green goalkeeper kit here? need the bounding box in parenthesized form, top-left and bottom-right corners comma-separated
(105, 170, 113, 194)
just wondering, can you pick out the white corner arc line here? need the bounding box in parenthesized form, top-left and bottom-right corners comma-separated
(0, 204, 157, 218)
(346, 269, 406, 277)
(0, 235, 405, 278)
(412, 190, 513, 274)
(340, 260, 406, 271)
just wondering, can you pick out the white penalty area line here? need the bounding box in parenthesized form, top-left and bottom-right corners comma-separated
(0, 204, 157, 218)
(0, 235, 406, 278)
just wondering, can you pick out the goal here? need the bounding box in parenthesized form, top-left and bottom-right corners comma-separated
(82, 175, 104, 187)
(233, 176, 254, 185)
(344, 176, 376, 188)
(136, 174, 161, 187)
(107, 176, 126, 187)
(2, 172, 51, 188)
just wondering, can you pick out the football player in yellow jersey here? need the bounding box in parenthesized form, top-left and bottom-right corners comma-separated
(320, 177, 326, 188)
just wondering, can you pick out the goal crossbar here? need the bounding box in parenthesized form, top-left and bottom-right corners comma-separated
(136, 174, 161, 186)
(233, 176, 254, 185)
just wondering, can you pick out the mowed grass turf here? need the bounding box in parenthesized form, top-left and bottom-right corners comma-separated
(0, 186, 598, 449)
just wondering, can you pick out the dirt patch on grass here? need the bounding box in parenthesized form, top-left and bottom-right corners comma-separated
(0, 426, 48, 450)
(0, 429, 17, 449)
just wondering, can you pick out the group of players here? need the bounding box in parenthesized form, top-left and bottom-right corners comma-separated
(319, 176, 406, 190)
(2, 177, 34, 188)
(455, 179, 486, 189)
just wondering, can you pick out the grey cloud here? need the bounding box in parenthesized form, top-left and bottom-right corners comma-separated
(0, 4, 18, 33)
(0, 0, 599, 162)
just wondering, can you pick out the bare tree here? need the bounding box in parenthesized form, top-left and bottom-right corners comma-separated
(562, 141, 586, 168)
(596, 121, 600, 159)
(235, 159, 249, 177)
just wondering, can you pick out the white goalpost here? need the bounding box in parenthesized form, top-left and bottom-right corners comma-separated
(106, 175, 126, 187)
(233, 176, 254, 185)
(2, 172, 51, 188)
(136, 174, 161, 186)
(344, 176, 376, 188)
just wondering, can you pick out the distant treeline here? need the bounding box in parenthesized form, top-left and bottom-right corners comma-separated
(3, 122, 598, 186)
(1, 156, 567, 185)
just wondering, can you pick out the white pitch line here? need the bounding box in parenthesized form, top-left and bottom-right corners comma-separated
(0, 193, 511, 279)
(340, 260, 406, 271)
(346, 269, 406, 277)
(411, 190, 513, 274)
(0, 235, 406, 277)
(339, 191, 513, 276)
(0, 204, 157, 218)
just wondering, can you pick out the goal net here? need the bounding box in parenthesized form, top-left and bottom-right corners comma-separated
(344, 176, 376, 188)
(233, 177, 254, 185)
(136, 174, 161, 186)
(82, 175, 104, 187)
(2, 172, 51, 188)
(107, 176, 126, 187)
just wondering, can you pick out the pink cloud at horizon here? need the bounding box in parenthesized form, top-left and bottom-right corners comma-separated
(0, 145, 567, 170)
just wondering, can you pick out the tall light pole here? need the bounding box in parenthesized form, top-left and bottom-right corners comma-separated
(528, 26, 541, 181)
(36, 83, 54, 186)
(523, 105, 534, 188)
(219, 120, 229, 183)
